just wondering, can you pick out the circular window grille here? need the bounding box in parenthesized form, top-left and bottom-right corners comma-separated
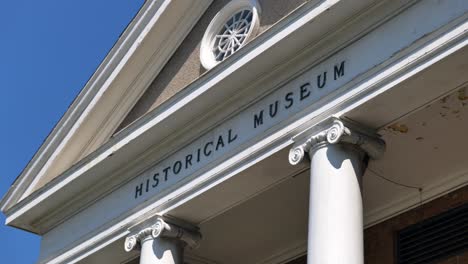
(201, 0, 261, 70)
(213, 9, 253, 62)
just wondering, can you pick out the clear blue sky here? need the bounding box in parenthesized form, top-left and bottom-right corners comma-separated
(0, 1, 144, 263)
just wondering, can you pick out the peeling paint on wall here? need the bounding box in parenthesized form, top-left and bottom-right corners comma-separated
(388, 124, 409, 133)
(458, 88, 468, 101)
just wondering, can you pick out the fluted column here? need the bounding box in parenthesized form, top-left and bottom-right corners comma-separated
(124, 217, 201, 264)
(289, 118, 385, 264)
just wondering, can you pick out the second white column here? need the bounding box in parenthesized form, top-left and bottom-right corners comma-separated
(289, 118, 385, 264)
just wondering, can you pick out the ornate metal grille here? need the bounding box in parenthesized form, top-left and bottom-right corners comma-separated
(212, 9, 253, 62)
(396, 203, 468, 264)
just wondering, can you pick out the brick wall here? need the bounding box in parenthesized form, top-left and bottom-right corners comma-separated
(364, 185, 468, 264)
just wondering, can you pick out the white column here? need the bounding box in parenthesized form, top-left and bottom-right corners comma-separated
(124, 217, 201, 264)
(289, 118, 385, 264)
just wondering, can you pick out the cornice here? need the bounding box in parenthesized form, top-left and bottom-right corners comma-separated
(5, 0, 468, 241)
(6, 0, 366, 234)
(27, 0, 468, 262)
(1, 0, 213, 212)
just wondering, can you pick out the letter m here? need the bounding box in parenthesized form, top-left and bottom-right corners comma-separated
(334, 60, 345, 80)
(254, 110, 264, 128)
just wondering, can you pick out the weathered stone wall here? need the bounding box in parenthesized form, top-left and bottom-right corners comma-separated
(364, 185, 468, 264)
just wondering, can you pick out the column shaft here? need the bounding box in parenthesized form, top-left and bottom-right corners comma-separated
(140, 237, 183, 264)
(289, 119, 384, 264)
(307, 143, 366, 264)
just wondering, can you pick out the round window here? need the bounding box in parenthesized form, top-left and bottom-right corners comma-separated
(200, 0, 261, 70)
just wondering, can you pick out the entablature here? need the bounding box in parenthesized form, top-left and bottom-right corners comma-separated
(3, 0, 468, 262)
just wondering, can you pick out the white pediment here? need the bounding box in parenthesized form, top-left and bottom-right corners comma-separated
(0, 0, 213, 217)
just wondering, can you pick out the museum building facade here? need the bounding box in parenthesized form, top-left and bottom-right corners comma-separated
(1, 0, 468, 263)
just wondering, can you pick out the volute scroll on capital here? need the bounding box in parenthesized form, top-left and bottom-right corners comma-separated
(124, 217, 201, 252)
(288, 119, 385, 166)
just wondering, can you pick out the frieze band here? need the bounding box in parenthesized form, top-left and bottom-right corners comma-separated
(133, 60, 346, 200)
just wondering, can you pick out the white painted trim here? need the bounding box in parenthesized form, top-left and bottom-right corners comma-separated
(67, 231, 129, 264)
(2, 0, 467, 261)
(40, 15, 468, 264)
(1, 0, 213, 211)
(1, 0, 165, 208)
(6, 0, 468, 234)
(19, 0, 174, 200)
(77, 0, 213, 160)
(5, 0, 353, 231)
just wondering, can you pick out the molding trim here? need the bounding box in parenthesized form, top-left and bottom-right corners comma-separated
(4, 0, 468, 262)
(7, 0, 364, 234)
(44, 26, 468, 263)
(1, 0, 213, 211)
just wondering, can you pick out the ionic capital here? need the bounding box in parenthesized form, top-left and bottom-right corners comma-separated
(124, 217, 201, 252)
(288, 118, 385, 165)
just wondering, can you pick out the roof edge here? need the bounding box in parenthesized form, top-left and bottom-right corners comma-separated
(1, 0, 213, 212)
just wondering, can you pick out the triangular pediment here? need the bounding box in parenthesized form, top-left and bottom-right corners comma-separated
(1, 0, 311, 233)
(0, 0, 214, 214)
